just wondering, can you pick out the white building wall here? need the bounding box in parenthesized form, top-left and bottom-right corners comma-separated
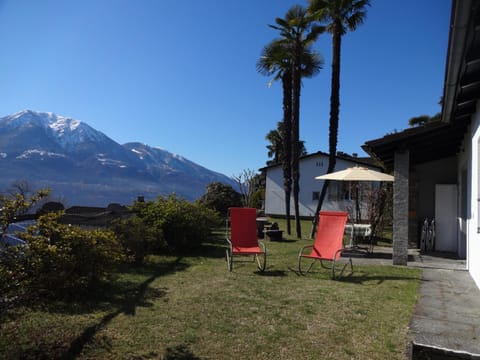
(264, 166, 286, 216)
(466, 100, 480, 289)
(264, 154, 380, 218)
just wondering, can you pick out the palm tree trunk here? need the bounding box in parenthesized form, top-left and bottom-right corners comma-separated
(310, 23, 342, 238)
(282, 73, 292, 235)
(292, 58, 302, 238)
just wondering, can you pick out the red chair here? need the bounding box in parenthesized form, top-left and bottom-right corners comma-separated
(226, 208, 266, 272)
(298, 211, 352, 279)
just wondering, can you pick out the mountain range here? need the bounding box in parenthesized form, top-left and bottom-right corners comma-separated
(0, 110, 237, 206)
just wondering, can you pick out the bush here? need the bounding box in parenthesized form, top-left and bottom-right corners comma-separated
(0, 246, 28, 308)
(128, 195, 220, 254)
(16, 212, 123, 297)
(157, 195, 219, 252)
(111, 215, 164, 265)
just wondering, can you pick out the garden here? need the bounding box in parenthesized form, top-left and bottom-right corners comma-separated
(0, 190, 420, 359)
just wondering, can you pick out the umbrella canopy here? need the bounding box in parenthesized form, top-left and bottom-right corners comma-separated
(315, 166, 394, 182)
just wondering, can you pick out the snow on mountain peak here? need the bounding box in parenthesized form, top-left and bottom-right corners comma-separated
(49, 116, 81, 133)
(1, 109, 109, 148)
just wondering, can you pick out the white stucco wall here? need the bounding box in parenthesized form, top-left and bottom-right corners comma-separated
(465, 100, 480, 289)
(264, 154, 381, 218)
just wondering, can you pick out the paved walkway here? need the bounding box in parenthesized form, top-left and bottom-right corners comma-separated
(410, 268, 480, 359)
(344, 247, 480, 359)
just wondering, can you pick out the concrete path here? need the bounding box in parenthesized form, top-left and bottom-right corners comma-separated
(409, 268, 480, 359)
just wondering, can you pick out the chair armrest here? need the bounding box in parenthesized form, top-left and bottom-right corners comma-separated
(298, 244, 313, 257)
(334, 248, 344, 260)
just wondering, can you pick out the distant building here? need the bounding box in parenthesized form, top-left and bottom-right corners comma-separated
(262, 151, 383, 218)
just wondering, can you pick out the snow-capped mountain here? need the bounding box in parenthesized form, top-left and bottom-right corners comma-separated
(0, 110, 236, 206)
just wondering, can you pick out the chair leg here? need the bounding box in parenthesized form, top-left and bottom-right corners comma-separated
(226, 249, 232, 271)
(298, 256, 315, 275)
(255, 251, 267, 272)
(332, 257, 353, 279)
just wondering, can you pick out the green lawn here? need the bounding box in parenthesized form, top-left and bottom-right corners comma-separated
(0, 226, 419, 359)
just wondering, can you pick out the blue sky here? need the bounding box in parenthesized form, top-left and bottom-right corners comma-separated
(0, 0, 451, 177)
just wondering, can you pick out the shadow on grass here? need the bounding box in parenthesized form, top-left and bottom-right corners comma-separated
(185, 231, 229, 259)
(257, 269, 288, 277)
(286, 265, 419, 285)
(5, 257, 189, 359)
(337, 271, 420, 285)
(46, 257, 187, 359)
(164, 344, 201, 360)
(34, 256, 190, 317)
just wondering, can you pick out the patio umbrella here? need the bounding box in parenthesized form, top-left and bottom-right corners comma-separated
(315, 166, 394, 247)
(314, 166, 394, 182)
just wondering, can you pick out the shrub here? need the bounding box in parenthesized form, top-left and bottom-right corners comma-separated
(17, 212, 123, 297)
(157, 195, 220, 252)
(128, 195, 220, 254)
(0, 246, 28, 309)
(111, 215, 164, 265)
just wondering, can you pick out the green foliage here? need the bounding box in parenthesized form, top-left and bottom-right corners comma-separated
(127, 195, 220, 255)
(0, 188, 50, 233)
(250, 189, 265, 210)
(111, 214, 165, 265)
(1, 212, 123, 302)
(408, 112, 441, 127)
(198, 182, 242, 215)
(156, 195, 219, 252)
(265, 121, 307, 166)
(0, 246, 28, 307)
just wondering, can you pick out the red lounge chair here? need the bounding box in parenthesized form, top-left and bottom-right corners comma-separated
(226, 207, 266, 272)
(298, 211, 352, 279)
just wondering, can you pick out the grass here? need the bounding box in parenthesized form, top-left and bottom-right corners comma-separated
(0, 222, 420, 359)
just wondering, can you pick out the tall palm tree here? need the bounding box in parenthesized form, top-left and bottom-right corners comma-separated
(270, 5, 323, 238)
(308, 0, 370, 238)
(257, 39, 294, 234)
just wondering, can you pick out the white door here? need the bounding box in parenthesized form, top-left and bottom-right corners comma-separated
(435, 184, 458, 253)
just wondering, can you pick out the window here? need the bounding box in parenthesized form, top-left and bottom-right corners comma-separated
(327, 182, 351, 201)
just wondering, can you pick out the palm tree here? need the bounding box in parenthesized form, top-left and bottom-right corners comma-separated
(308, 0, 370, 238)
(265, 122, 284, 165)
(270, 5, 323, 238)
(257, 39, 294, 234)
(265, 120, 307, 166)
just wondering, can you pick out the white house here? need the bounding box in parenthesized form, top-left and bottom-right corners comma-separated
(263, 151, 383, 218)
(363, 0, 480, 289)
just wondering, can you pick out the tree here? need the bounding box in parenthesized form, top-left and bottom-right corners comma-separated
(198, 182, 242, 215)
(265, 120, 307, 166)
(258, 39, 294, 234)
(0, 188, 50, 234)
(232, 169, 261, 208)
(7, 180, 33, 198)
(261, 5, 323, 237)
(265, 121, 284, 166)
(308, 0, 370, 238)
(408, 112, 441, 127)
